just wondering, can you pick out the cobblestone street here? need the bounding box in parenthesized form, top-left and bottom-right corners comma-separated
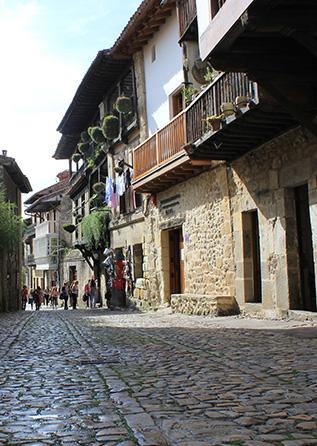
(0, 309, 317, 446)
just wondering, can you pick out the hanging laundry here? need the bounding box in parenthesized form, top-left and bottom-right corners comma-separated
(124, 169, 131, 189)
(116, 174, 125, 196)
(128, 186, 136, 212)
(111, 183, 118, 209)
(105, 177, 113, 206)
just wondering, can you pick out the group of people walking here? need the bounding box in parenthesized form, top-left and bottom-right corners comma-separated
(21, 277, 98, 311)
(21, 285, 59, 311)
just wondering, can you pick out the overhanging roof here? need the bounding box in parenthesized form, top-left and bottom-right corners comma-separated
(24, 178, 68, 205)
(56, 50, 130, 136)
(25, 196, 61, 213)
(112, 0, 176, 57)
(0, 155, 32, 193)
(53, 134, 80, 160)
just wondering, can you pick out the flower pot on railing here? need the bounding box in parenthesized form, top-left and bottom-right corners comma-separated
(205, 114, 224, 132)
(72, 153, 81, 163)
(81, 130, 91, 143)
(235, 96, 249, 109)
(77, 141, 90, 155)
(88, 126, 106, 144)
(63, 224, 76, 233)
(102, 115, 120, 140)
(92, 182, 106, 194)
(220, 102, 235, 117)
(115, 96, 133, 114)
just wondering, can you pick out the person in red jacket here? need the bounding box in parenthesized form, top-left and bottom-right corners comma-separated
(21, 285, 28, 310)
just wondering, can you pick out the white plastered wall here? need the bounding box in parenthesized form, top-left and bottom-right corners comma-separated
(143, 9, 184, 135)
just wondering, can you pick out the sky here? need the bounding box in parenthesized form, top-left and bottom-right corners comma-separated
(0, 0, 140, 205)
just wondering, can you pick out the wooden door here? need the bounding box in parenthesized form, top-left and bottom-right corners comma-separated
(295, 184, 317, 312)
(169, 228, 184, 294)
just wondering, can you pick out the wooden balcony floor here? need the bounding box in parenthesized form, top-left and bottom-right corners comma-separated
(133, 150, 210, 193)
(190, 104, 298, 162)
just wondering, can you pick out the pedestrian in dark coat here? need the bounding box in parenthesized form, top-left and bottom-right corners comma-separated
(60, 286, 68, 310)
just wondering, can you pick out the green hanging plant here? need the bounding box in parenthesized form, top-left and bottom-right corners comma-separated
(101, 115, 119, 140)
(89, 126, 106, 144)
(92, 182, 106, 194)
(77, 141, 90, 155)
(63, 224, 76, 233)
(81, 130, 91, 143)
(72, 153, 81, 163)
(115, 96, 133, 114)
(81, 210, 110, 250)
(0, 193, 24, 252)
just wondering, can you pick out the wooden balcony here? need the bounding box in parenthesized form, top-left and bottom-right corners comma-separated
(177, 0, 197, 41)
(185, 71, 297, 161)
(133, 112, 203, 193)
(133, 71, 297, 193)
(199, 0, 317, 136)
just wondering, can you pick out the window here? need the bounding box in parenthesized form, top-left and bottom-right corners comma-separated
(133, 244, 143, 279)
(170, 87, 184, 118)
(210, 0, 226, 19)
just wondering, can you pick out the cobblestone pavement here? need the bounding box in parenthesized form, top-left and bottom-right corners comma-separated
(0, 309, 317, 446)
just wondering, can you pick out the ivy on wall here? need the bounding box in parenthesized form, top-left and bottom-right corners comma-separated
(0, 193, 24, 252)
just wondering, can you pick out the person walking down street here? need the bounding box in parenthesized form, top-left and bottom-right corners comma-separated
(28, 290, 34, 310)
(44, 287, 50, 306)
(89, 277, 97, 309)
(50, 286, 58, 309)
(21, 285, 28, 310)
(33, 287, 42, 311)
(84, 280, 91, 308)
(70, 280, 79, 309)
(60, 286, 68, 310)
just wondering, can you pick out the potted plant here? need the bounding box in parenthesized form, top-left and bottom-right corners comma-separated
(235, 96, 249, 109)
(63, 224, 76, 233)
(115, 96, 133, 114)
(102, 115, 119, 140)
(72, 153, 81, 163)
(205, 114, 224, 132)
(81, 130, 91, 143)
(92, 182, 106, 194)
(184, 85, 198, 106)
(89, 126, 106, 144)
(220, 102, 235, 117)
(77, 141, 90, 155)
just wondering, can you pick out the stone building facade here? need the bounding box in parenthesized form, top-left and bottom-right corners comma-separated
(230, 126, 317, 318)
(0, 153, 32, 312)
(133, 165, 238, 316)
(132, 126, 317, 319)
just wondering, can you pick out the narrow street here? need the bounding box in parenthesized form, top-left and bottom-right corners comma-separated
(0, 309, 317, 446)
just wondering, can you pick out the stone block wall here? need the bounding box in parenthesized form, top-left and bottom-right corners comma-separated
(133, 165, 236, 312)
(229, 126, 317, 316)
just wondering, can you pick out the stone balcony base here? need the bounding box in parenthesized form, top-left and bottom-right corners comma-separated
(170, 294, 240, 316)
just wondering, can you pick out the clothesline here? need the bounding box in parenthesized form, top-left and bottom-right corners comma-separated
(104, 169, 136, 211)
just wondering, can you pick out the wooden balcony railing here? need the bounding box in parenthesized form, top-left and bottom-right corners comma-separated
(186, 71, 257, 144)
(134, 113, 186, 181)
(211, 0, 227, 18)
(133, 72, 257, 183)
(178, 0, 197, 38)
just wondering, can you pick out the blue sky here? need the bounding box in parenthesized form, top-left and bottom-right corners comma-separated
(0, 0, 140, 201)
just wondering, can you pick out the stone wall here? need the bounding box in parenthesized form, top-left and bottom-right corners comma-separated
(132, 165, 237, 313)
(229, 126, 317, 317)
